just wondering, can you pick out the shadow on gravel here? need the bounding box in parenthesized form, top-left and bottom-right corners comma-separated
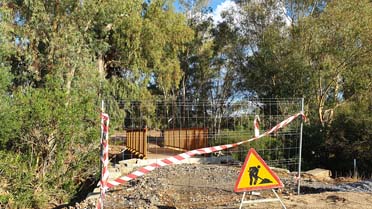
(300, 186, 339, 194)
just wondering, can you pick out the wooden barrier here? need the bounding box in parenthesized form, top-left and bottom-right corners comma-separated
(126, 128, 147, 158)
(163, 128, 208, 151)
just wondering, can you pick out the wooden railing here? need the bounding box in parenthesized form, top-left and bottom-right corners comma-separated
(163, 128, 208, 151)
(126, 128, 147, 158)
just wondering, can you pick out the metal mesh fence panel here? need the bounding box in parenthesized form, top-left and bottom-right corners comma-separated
(104, 98, 303, 208)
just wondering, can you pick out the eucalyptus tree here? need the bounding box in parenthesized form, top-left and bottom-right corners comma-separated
(0, 0, 194, 207)
(232, 0, 372, 172)
(0, 1, 103, 207)
(142, 0, 193, 99)
(177, 2, 247, 135)
(293, 0, 372, 171)
(179, 0, 210, 18)
(0, 2, 17, 143)
(234, 0, 372, 125)
(0, 3, 13, 92)
(78, 0, 193, 129)
(292, 0, 372, 126)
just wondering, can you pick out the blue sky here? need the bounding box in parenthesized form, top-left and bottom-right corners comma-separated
(209, 0, 226, 9)
(174, 0, 226, 11)
(173, 0, 241, 24)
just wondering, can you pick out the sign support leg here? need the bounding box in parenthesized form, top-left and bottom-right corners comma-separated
(238, 189, 287, 209)
(272, 189, 287, 209)
(239, 192, 246, 209)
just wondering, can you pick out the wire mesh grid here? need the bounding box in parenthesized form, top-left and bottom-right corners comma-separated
(105, 98, 303, 208)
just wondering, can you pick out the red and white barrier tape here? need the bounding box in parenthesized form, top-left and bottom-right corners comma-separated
(254, 115, 260, 138)
(97, 113, 110, 209)
(106, 112, 305, 189)
(96, 198, 103, 209)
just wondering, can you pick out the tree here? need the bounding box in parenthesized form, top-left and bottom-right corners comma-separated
(179, 13, 215, 102)
(0, 2, 17, 147)
(78, 0, 193, 129)
(233, 0, 372, 173)
(177, 4, 246, 135)
(236, 0, 372, 126)
(325, 95, 372, 176)
(179, 0, 210, 18)
(0, 2, 13, 93)
(0, 0, 194, 206)
(143, 0, 193, 99)
(291, 0, 372, 126)
(284, 0, 329, 24)
(0, 1, 100, 207)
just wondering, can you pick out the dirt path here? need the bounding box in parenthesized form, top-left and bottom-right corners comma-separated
(70, 153, 372, 209)
(262, 192, 372, 209)
(71, 163, 372, 209)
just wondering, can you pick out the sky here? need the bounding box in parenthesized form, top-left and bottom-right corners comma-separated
(174, 0, 228, 12)
(212, 0, 239, 23)
(209, 0, 227, 9)
(174, 0, 238, 24)
(174, 0, 291, 25)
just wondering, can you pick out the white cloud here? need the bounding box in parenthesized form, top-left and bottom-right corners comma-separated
(212, 0, 240, 24)
(211, 0, 291, 26)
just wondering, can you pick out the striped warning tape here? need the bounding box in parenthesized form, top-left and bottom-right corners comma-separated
(254, 115, 260, 138)
(106, 112, 305, 189)
(97, 113, 110, 209)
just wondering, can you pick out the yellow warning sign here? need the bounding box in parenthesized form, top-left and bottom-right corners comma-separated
(234, 148, 283, 192)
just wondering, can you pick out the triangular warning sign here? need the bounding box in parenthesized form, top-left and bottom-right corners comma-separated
(234, 148, 283, 192)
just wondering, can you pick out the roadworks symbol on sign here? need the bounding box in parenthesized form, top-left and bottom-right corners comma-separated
(234, 148, 284, 192)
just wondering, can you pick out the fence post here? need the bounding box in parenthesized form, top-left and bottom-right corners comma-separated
(144, 128, 148, 157)
(100, 100, 104, 209)
(297, 98, 304, 195)
(353, 159, 357, 179)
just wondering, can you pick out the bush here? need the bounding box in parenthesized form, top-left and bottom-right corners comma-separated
(0, 86, 100, 208)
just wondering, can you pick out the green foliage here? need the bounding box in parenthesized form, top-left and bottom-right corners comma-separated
(302, 95, 372, 175)
(301, 123, 327, 170)
(143, 0, 194, 97)
(220, 0, 372, 175)
(180, 15, 216, 101)
(1, 0, 193, 207)
(86, 0, 194, 130)
(237, 0, 372, 124)
(179, 0, 210, 15)
(0, 151, 48, 208)
(179, 8, 243, 104)
(0, 2, 101, 206)
(0, 0, 371, 207)
(324, 96, 372, 176)
(212, 127, 285, 163)
(0, 84, 99, 208)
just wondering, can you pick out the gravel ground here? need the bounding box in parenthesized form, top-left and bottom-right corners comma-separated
(104, 164, 244, 209)
(337, 180, 372, 192)
(69, 163, 372, 209)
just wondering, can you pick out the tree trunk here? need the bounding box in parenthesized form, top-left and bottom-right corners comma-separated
(97, 54, 105, 80)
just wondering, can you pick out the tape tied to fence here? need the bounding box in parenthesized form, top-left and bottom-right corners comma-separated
(254, 115, 260, 137)
(106, 112, 305, 189)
